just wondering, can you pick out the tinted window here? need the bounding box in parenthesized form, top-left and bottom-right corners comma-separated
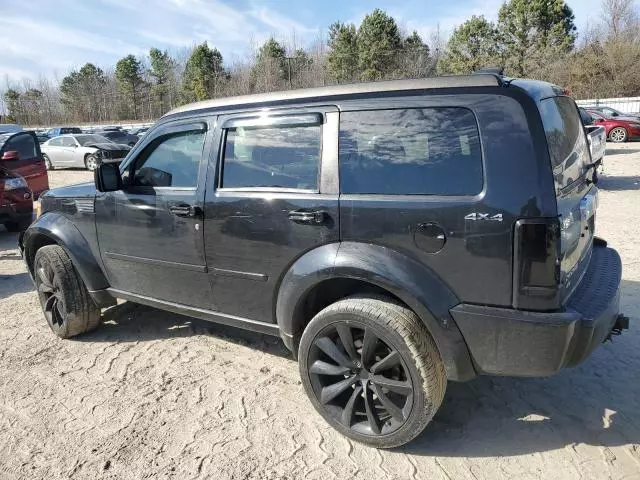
(222, 124, 320, 190)
(76, 134, 111, 146)
(4, 133, 37, 159)
(539, 97, 588, 168)
(339, 108, 482, 195)
(578, 108, 593, 126)
(132, 130, 205, 187)
(60, 127, 82, 134)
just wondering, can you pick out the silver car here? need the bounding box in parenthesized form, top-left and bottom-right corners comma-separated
(41, 134, 131, 171)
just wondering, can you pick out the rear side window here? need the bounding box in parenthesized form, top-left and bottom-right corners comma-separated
(222, 124, 320, 190)
(539, 97, 587, 169)
(4, 133, 37, 159)
(339, 108, 483, 195)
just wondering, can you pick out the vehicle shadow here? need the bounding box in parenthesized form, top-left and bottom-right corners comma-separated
(0, 272, 33, 297)
(605, 147, 640, 155)
(79, 302, 292, 360)
(597, 175, 640, 191)
(404, 279, 640, 457)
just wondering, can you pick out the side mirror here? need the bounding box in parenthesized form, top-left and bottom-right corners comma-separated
(95, 163, 123, 192)
(1, 150, 20, 161)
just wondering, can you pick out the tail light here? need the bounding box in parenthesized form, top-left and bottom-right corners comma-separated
(513, 218, 561, 310)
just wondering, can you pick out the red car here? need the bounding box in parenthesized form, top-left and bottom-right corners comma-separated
(585, 109, 640, 143)
(0, 130, 49, 232)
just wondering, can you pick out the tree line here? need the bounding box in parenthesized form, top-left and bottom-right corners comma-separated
(2, 0, 639, 126)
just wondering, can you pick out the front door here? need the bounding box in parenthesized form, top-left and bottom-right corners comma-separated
(203, 108, 340, 322)
(95, 118, 213, 308)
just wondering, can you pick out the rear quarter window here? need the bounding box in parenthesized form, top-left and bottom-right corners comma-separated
(339, 107, 483, 195)
(539, 96, 589, 190)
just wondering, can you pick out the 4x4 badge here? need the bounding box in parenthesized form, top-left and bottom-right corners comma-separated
(464, 213, 503, 222)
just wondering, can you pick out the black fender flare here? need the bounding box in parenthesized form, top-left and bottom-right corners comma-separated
(276, 241, 476, 381)
(22, 212, 110, 292)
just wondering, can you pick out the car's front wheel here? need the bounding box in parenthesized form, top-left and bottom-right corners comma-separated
(298, 295, 447, 448)
(33, 245, 101, 338)
(84, 154, 99, 171)
(43, 154, 53, 170)
(609, 127, 628, 143)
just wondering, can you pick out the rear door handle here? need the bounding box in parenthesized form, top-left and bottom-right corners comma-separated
(288, 209, 327, 225)
(169, 204, 202, 218)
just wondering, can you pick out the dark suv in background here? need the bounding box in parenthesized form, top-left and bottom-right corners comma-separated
(20, 74, 626, 448)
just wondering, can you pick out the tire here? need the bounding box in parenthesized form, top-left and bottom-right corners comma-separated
(33, 245, 101, 338)
(609, 127, 627, 143)
(298, 295, 447, 448)
(3, 217, 32, 232)
(43, 154, 53, 170)
(84, 154, 99, 171)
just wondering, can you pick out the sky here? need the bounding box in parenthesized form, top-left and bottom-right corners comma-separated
(0, 0, 604, 83)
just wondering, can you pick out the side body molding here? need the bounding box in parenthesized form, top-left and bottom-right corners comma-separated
(22, 213, 111, 294)
(276, 241, 476, 381)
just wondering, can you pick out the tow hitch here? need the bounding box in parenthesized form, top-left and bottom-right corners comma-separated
(605, 314, 630, 342)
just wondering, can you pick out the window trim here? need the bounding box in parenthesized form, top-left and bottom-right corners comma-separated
(337, 106, 484, 197)
(217, 113, 325, 193)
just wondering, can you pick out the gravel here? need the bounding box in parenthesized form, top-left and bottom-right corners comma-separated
(1, 151, 639, 480)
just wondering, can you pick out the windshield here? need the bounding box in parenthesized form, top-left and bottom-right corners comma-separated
(104, 131, 126, 138)
(75, 134, 112, 146)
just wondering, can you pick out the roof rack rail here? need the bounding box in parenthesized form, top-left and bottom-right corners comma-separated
(473, 67, 505, 76)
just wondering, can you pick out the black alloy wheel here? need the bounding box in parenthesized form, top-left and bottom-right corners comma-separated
(35, 254, 67, 335)
(307, 323, 413, 436)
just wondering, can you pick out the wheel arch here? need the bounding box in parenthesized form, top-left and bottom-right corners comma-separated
(23, 213, 111, 295)
(275, 242, 477, 381)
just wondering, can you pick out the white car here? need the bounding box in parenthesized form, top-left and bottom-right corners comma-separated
(41, 134, 131, 171)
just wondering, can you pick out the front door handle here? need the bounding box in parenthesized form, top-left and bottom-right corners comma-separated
(288, 209, 327, 225)
(169, 204, 202, 218)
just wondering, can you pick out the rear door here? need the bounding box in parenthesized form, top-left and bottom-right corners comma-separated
(0, 132, 48, 198)
(203, 107, 340, 322)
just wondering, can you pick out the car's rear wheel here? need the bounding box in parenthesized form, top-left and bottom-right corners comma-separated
(298, 295, 447, 448)
(43, 154, 53, 170)
(609, 127, 627, 143)
(33, 245, 101, 338)
(84, 154, 100, 171)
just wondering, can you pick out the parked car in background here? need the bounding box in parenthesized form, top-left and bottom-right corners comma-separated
(20, 75, 626, 448)
(0, 130, 49, 201)
(578, 108, 606, 182)
(45, 127, 82, 138)
(0, 124, 23, 134)
(41, 134, 131, 171)
(129, 126, 149, 136)
(0, 164, 33, 232)
(586, 109, 640, 142)
(94, 129, 139, 146)
(586, 106, 640, 120)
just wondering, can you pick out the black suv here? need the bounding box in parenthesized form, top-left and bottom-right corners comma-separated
(19, 75, 626, 448)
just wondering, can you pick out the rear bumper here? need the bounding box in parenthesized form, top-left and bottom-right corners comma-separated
(451, 244, 623, 377)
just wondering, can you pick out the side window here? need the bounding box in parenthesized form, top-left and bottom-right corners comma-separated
(5, 133, 37, 159)
(339, 108, 483, 195)
(132, 129, 205, 188)
(61, 137, 76, 147)
(221, 123, 321, 190)
(48, 137, 63, 146)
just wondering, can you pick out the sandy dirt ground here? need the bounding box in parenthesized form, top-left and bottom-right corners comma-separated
(0, 154, 639, 480)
